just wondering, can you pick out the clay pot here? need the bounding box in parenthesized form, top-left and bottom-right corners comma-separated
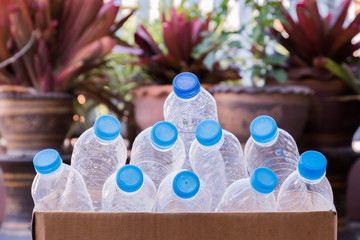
(211, 84, 313, 146)
(132, 84, 214, 131)
(286, 79, 360, 150)
(132, 85, 172, 130)
(0, 92, 74, 155)
(0, 154, 70, 239)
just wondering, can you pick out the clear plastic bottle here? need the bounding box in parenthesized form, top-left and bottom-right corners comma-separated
(31, 149, 93, 212)
(189, 120, 248, 210)
(156, 170, 212, 213)
(277, 151, 334, 212)
(163, 72, 218, 171)
(71, 115, 127, 211)
(244, 115, 299, 196)
(216, 167, 278, 212)
(102, 165, 156, 212)
(130, 121, 185, 188)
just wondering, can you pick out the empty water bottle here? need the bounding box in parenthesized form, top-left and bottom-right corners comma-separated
(189, 120, 248, 210)
(277, 151, 334, 212)
(31, 149, 93, 212)
(216, 167, 278, 212)
(163, 72, 218, 171)
(157, 170, 212, 213)
(102, 165, 156, 212)
(130, 121, 185, 188)
(244, 115, 299, 196)
(71, 115, 127, 211)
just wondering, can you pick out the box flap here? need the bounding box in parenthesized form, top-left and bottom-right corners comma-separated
(32, 211, 337, 240)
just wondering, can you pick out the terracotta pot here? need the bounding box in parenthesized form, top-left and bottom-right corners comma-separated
(284, 79, 360, 150)
(132, 84, 214, 130)
(132, 85, 172, 130)
(0, 92, 74, 155)
(0, 154, 70, 239)
(211, 85, 313, 146)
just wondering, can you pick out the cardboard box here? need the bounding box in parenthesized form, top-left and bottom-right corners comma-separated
(32, 211, 337, 240)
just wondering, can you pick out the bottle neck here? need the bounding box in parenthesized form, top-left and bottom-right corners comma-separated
(174, 89, 200, 102)
(297, 170, 325, 184)
(253, 129, 279, 147)
(172, 188, 199, 202)
(38, 163, 64, 177)
(118, 181, 144, 195)
(150, 137, 177, 152)
(95, 135, 116, 145)
(198, 135, 224, 151)
(249, 183, 272, 198)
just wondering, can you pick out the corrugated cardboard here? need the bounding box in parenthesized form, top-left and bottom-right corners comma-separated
(32, 211, 337, 240)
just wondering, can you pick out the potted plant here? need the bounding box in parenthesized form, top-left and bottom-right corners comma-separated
(0, 0, 136, 235)
(272, 0, 360, 151)
(119, 5, 241, 130)
(0, 0, 134, 155)
(210, 0, 313, 145)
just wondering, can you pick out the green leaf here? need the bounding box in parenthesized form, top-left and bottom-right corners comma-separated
(322, 57, 360, 94)
(271, 68, 287, 82)
(269, 1, 282, 7)
(265, 54, 288, 65)
(228, 41, 242, 48)
(251, 65, 262, 78)
(253, 25, 262, 43)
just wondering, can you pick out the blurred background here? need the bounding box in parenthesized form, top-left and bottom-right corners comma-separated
(0, 0, 360, 239)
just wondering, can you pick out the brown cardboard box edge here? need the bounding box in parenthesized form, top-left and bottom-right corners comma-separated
(31, 211, 337, 240)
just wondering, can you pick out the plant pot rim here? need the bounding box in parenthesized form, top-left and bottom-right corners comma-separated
(0, 91, 74, 100)
(132, 83, 213, 98)
(131, 85, 173, 98)
(210, 84, 314, 96)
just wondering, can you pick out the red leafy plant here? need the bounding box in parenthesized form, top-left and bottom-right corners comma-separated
(0, 0, 134, 116)
(120, 8, 240, 85)
(274, 0, 360, 92)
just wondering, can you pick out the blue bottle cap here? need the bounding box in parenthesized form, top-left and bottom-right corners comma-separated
(250, 167, 278, 194)
(250, 115, 278, 144)
(298, 150, 327, 180)
(94, 115, 121, 141)
(173, 171, 200, 199)
(116, 165, 144, 193)
(195, 120, 223, 146)
(150, 121, 178, 149)
(172, 72, 201, 99)
(33, 149, 62, 174)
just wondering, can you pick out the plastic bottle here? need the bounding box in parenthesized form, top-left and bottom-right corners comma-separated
(31, 149, 93, 212)
(156, 170, 212, 213)
(189, 120, 248, 210)
(102, 165, 156, 212)
(163, 72, 218, 171)
(216, 167, 278, 212)
(130, 121, 185, 188)
(71, 115, 127, 211)
(244, 115, 299, 196)
(277, 151, 334, 212)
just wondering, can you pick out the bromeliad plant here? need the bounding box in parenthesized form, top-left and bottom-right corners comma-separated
(274, 0, 360, 93)
(0, 0, 134, 116)
(120, 7, 240, 85)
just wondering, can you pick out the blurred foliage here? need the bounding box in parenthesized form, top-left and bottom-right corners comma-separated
(71, 51, 141, 136)
(273, 0, 360, 94)
(117, 0, 241, 85)
(245, 0, 289, 85)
